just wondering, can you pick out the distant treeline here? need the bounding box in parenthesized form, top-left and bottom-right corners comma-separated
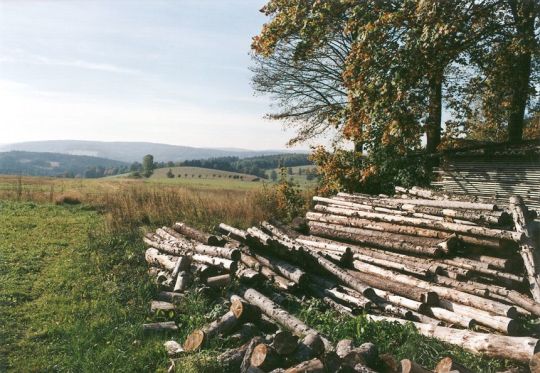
(178, 153, 311, 178)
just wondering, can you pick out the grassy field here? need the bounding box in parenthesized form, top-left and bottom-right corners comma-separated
(0, 175, 521, 372)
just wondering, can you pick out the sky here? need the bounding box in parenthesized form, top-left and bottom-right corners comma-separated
(0, 0, 309, 150)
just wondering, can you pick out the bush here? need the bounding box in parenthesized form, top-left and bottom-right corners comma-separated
(55, 193, 82, 205)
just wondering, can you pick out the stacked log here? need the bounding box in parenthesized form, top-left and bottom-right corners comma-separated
(141, 188, 540, 371)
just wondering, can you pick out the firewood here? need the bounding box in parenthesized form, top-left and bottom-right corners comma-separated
(530, 352, 540, 373)
(380, 353, 399, 373)
(163, 340, 183, 356)
(240, 336, 265, 373)
(242, 288, 331, 349)
(173, 271, 191, 292)
(252, 252, 307, 286)
(206, 274, 231, 288)
(173, 222, 225, 246)
(368, 315, 539, 362)
(171, 255, 192, 278)
(145, 248, 177, 272)
(230, 295, 262, 323)
(312, 204, 523, 242)
(158, 291, 183, 303)
(150, 300, 175, 313)
(342, 342, 378, 368)
(219, 223, 248, 241)
(183, 310, 240, 351)
(250, 344, 282, 371)
(143, 321, 177, 332)
(192, 253, 237, 272)
(509, 196, 540, 301)
(218, 340, 252, 372)
(434, 357, 473, 373)
(336, 339, 354, 358)
(289, 333, 325, 363)
(285, 358, 325, 373)
(271, 330, 299, 355)
(308, 221, 447, 257)
(400, 359, 433, 373)
(423, 307, 476, 328)
(230, 323, 261, 344)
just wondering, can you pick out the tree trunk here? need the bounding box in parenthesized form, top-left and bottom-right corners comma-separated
(173, 222, 225, 246)
(271, 330, 299, 355)
(426, 75, 442, 154)
(250, 344, 283, 371)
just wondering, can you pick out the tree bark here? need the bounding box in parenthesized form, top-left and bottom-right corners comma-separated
(426, 75, 442, 154)
(173, 221, 225, 246)
(271, 330, 299, 355)
(206, 274, 231, 288)
(368, 315, 539, 362)
(250, 344, 282, 371)
(143, 321, 178, 332)
(509, 195, 540, 301)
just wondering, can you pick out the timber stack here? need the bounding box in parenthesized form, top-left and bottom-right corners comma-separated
(142, 186, 540, 372)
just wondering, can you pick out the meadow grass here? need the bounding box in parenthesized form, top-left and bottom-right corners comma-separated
(0, 175, 523, 372)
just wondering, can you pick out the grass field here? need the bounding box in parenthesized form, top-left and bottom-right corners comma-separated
(0, 175, 521, 372)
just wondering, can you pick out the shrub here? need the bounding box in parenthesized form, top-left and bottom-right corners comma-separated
(55, 193, 82, 205)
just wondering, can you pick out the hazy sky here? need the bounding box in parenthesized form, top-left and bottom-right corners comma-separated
(0, 0, 308, 150)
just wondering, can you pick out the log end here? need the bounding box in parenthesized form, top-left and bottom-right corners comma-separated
(230, 298, 245, 320)
(183, 329, 206, 352)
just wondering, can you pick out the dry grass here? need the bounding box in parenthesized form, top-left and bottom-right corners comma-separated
(0, 175, 279, 232)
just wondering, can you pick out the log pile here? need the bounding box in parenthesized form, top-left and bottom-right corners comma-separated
(142, 187, 540, 372)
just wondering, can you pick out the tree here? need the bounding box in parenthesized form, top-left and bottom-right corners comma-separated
(270, 169, 278, 181)
(166, 169, 174, 178)
(142, 154, 154, 178)
(287, 167, 293, 175)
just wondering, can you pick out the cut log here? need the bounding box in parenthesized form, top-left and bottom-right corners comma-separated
(163, 340, 183, 356)
(424, 307, 476, 329)
(240, 336, 264, 373)
(509, 196, 540, 301)
(206, 274, 231, 288)
(218, 340, 251, 372)
(158, 291, 183, 303)
(250, 344, 282, 371)
(219, 223, 248, 241)
(434, 357, 473, 373)
(173, 271, 190, 292)
(145, 248, 177, 272)
(236, 266, 263, 284)
(150, 300, 175, 313)
(285, 359, 324, 373)
(336, 339, 354, 358)
(368, 315, 539, 362)
(380, 353, 400, 373)
(192, 253, 237, 272)
(173, 222, 225, 246)
(171, 255, 192, 278)
(271, 330, 299, 355)
(438, 299, 518, 335)
(241, 253, 262, 271)
(143, 321, 178, 332)
(231, 296, 262, 323)
(192, 244, 241, 261)
(183, 310, 240, 351)
(350, 270, 438, 305)
(351, 260, 516, 318)
(252, 252, 307, 286)
(312, 204, 523, 242)
(530, 352, 540, 373)
(308, 221, 447, 257)
(400, 359, 432, 373)
(290, 333, 325, 363)
(242, 288, 331, 349)
(259, 265, 296, 290)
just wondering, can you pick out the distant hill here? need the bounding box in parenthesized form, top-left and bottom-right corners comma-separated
(0, 151, 128, 177)
(0, 140, 305, 163)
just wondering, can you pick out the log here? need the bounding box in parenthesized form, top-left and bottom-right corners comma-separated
(250, 344, 282, 371)
(438, 258, 524, 284)
(351, 260, 516, 317)
(438, 299, 518, 335)
(400, 359, 432, 373)
(285, 359, 324, 373)
(236, 266, 263, 284)
(373, 289, 427, 313)
(434, 357, 473, 373)
(145, 248, 177, 272)
(325, 286, 372, 310)
(322, 296, 355, 316)
(509, 196, 540, 301)
(343, 342, 378, 368)
(308, 221, 447, 257)
(231, 296, 262, 323)
(312, 204, 523, 242)
(183, 310, 240, 351)
(143, 321, 178, 332)
(336, 339, 354, 358)
(380, 353, 400, 373)
(259, 265, 296, 290)
(173, 222, 225, 246)
(192, 244, 240, 261)
(173, 271, 191, 292)
(368, 315, 539, 362)
(530, 352, 540, 373)
(144, 235, 185, 256)
(192, 253, 237, 272)
(290, 333, 325, 363)
(150, 300, 175, 313)
(171, 255, 192, 278)
(424, 307, 476, 329)
(252, 252, 307, 286)
(158, 291, 183, 303)
(219, 223, 248, 241)
(242, 288, 331, 349)
(467, 254, 518, 272)
(240, 336, 265, 373)
(218, 340, 251, 372)
(303, 250, 375, 297)
(271, 330, 299, 355)
(191, 263, 214, 278)
(206, 274, 231, 288)
(163, 340, 183, 356)
(241, 253, 262, 271)
(350, 270, 438, 305)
